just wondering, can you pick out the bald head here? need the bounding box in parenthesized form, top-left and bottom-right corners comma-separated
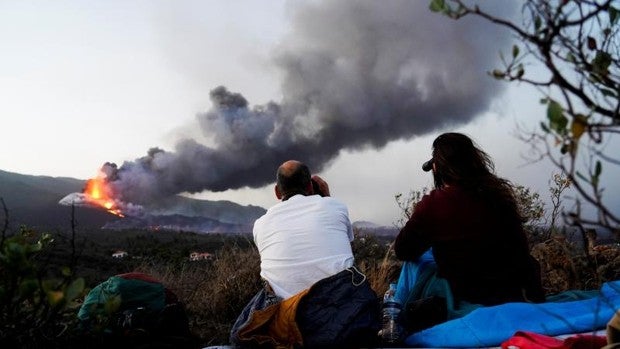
(276, 160, 312, 200)
(279, 160, 304, 177)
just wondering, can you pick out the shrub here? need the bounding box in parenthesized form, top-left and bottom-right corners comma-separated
(352, 231, 400, 296)
(0, 226, 85, 348)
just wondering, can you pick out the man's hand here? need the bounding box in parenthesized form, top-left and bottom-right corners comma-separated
(311, 175, 330, 197)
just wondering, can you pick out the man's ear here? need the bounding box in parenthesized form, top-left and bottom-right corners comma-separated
(275, 185, 283, 200)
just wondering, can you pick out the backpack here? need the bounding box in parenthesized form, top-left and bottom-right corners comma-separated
(77, 272, 194, 347)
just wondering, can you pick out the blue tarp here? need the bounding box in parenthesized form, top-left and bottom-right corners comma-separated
(397, 251, 620, 348)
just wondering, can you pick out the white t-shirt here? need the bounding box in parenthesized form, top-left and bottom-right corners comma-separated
(253, 194, 355, 300)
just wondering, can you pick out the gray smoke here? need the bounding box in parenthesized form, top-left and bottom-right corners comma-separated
(107, 0, 516, 204)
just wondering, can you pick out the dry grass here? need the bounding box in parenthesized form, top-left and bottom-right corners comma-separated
(136, 244, 261, 346)
(530, 233, 620, 294)
(358, 245, 401, 296)
(132, 229, 620, 346)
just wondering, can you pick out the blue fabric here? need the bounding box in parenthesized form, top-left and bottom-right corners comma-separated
(396, 250, 482, 321)
(394, 250, 435, 305)
(397, 252, 620, 348)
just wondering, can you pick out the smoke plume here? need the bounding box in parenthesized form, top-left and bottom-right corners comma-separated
(108, 0, 515, 204)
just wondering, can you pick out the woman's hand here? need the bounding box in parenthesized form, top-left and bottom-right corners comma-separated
(311, 175, 330, 197)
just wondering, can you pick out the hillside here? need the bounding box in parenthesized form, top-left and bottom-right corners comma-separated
(144, 195, 266, 225)
(0, 169, 399, 235)
(0, 169, 113, 231)
(0, 169, 265, 233)
(353, 220, 398, 236)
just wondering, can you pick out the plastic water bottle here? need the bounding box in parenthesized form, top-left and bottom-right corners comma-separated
(381, 283, 402, 344)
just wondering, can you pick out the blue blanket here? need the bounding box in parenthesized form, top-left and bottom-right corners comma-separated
(397, 251, 620, 348)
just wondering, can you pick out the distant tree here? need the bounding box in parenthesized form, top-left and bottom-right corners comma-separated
(393, 188, 428, 228)
(514, 184, 546, 235)
(515, 172, 572, 243)
(429, 0, 619, 236)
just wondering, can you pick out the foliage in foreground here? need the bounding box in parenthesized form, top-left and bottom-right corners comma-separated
(1, 222, 619, 347)
(0, 227, 85, 348)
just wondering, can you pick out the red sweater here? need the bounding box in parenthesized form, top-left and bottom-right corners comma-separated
(394, 185, 544, 305)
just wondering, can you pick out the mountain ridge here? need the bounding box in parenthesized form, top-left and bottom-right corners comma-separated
(0, 169, 266, 232)
(0, 169, 395, 235)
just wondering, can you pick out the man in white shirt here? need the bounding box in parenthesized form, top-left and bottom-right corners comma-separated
(253, 160, 355, 300)
(231, 160, 379, 347)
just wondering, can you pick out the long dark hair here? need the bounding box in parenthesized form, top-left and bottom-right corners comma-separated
(431, 132, 522, 222)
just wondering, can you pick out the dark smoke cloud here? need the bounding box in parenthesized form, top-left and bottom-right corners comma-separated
(108, 0, 516, 204)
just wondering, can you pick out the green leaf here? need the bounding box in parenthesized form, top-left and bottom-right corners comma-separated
(512, 45, 520, 58)
(429, 0, 446, 12)
(576, 171, 588, 182)
(546, 100, 561, 120)
(42, 279, 60, 293)
(601, 88, 617, 97)
(7, 242, 25, 255)
(540, 122, 550, 133)
(534, 16, 542, 31)
(516, 64, 524, 78)
(491, 69, 505, 79)
(566, 52, 575, 63)
(595, 160, 602, 177)
(19, 278, 38, 298)
(547, 101, 568, 133)
(65, 278, 85, 302)
(610, 6, 619, 24)
(592, 51, 612, 76)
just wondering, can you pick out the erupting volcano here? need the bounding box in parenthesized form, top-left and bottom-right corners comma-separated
(58, 170, 138, 217)
(82, 173, 124, 217)
(57, 165, 262, 233)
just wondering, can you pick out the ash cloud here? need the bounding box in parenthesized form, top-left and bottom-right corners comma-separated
(108, 0, 516, 204)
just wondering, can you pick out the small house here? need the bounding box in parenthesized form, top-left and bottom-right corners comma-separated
(112, 250, 128, 259)
(189, 251, 213, 261)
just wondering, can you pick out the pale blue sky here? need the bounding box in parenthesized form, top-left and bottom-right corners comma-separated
(0, 1, 615, 226)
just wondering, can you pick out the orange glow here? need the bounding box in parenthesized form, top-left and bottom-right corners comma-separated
(83, 174, 124, 217)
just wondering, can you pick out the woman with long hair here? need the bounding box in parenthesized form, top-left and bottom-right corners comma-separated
(394, 133, 544, 315)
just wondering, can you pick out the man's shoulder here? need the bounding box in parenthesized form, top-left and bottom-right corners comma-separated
(260, 195, 349, 214)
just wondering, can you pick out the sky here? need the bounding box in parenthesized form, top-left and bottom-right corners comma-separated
(1, 0, 617, 227)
